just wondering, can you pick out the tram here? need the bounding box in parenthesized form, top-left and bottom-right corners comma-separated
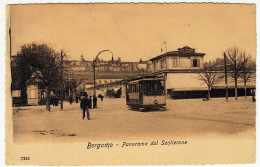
(126, 75, 166, 110)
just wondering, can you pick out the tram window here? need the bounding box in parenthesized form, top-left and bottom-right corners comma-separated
(139, 83, 143, 92)
(131, 84, 137, 93)
(133, 84, 136, 93)
(144, 80, 165, 96)
(129, 84, 132, 93)
(145, 81, 152, 95)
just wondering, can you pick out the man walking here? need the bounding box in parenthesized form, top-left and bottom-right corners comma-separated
(80, 95, 90, 120)
(93, 95, 97, 109)
(89, 96, 92, 109)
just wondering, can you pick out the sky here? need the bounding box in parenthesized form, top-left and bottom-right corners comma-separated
(10, 3, 256, 62)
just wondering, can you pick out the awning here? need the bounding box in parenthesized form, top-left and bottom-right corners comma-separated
(114, 87, 121, 92)
(166, 73, 208, 91)
(166, 73, 256, 91)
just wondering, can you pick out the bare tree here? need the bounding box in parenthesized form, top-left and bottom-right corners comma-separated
(225, 47, 250, 100)
(68, 79, 81, 101)
(239, 55, 256, 98)
(198, 62, 223, 100)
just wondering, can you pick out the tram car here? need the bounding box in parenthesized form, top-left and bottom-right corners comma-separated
(126, 75, 166, 110)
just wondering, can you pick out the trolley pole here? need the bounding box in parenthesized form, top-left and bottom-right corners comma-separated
(224, 52, 228, 101)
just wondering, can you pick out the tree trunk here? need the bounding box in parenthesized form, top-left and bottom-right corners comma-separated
(45, 86, 51, 111)
(235, 77, 238, 100)
(74, 87, 77, 102)
(244, 81, 247, 99)
(60, 85, 63, 110)
(208, 86, 211, 100)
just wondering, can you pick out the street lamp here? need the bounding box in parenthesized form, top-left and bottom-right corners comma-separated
(93, 50, 114, 96)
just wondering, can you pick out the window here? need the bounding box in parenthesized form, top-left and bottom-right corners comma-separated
(130, 84, 139, 93)
(160, 59, 165, 69)
(153, 62, 156, 70)
(128, 85, 132, 93)
(41, 90, 45, 98)
(144, 80, 165, 96)
(192, 59, 200, 67)
(172, 57, 178, 67)
(136, 84, 139, 92)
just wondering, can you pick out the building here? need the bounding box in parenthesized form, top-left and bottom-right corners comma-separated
(149, 46, 256, 99)
(149, 46, 207, 97)
(150, 46, 205, 72)
(26, 71, 47, 105)
(83, 46, 255, 99)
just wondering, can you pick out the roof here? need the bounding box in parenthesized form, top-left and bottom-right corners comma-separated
(26, 71, 44, 85)
(126, 74, 165, 82)
(150, 46, 206, 61)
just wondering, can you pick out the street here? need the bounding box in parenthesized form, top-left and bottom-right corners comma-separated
(13, 97, 255, 143)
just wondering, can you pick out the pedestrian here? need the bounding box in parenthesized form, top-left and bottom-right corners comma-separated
(98, 94, 104, 101)
(76, 94, 79, 103)
(93, 95, 97, 108)
(69, 95, 73, 104)
(51, 95, 57, 106)
(80, 95, 90, 120)
(50, 95, 54, 106)
(251, 89, 256, 102)
(89, 96, 92, 109)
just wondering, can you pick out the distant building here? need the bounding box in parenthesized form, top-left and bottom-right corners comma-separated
(86, 79, 126, 98)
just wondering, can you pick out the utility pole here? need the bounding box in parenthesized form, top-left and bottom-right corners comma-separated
(9, 11, 11, 58)
(93, 50, 114, 96)
(224, 52, 228, 101)
(163, 41, 167, 53)
(163, 41, 168, 70)
(9, 28, 11, 58)
(93, 59, 96, 96)
(60, 50, 64, 110)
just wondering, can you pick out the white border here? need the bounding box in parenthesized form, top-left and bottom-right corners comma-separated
(0, 1, 259, 167)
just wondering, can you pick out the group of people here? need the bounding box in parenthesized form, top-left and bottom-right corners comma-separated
(50, 95, 59, 106)
(80, 95, 98, 120)
(88, 95, 98, 109)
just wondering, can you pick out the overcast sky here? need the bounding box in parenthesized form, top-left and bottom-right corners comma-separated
(10, 3, 256, 62)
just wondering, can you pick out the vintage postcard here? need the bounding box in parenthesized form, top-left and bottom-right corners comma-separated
(5, 2, 257, 166)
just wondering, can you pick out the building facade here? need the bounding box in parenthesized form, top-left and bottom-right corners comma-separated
(149, 46, 207, 97)
(150, 46, 256, 99)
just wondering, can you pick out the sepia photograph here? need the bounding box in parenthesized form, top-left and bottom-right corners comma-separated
(5, 2, 257, 166)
